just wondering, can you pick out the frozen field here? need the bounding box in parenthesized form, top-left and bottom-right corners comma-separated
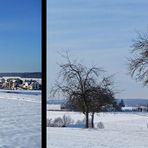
(0, 90, 41, 148)
(47, 111, 148, 148)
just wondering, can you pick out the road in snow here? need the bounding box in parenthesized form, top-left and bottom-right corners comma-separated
(0, 91, 41, 148)
(47, 111, 148, 148)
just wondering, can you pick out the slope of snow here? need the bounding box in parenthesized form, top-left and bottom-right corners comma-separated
(0, 91, 41, 148)
(47, 111, 148, 148)
(0, 90, 41, 103)
(0, 89, 41, 95)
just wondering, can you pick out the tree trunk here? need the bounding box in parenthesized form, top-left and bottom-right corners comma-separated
(91, 112, 94, 128)
(85, 111, 89, 128)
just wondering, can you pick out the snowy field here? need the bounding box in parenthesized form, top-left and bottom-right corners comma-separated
(47, 111, 148, 148)
(0, 90, 41, 148)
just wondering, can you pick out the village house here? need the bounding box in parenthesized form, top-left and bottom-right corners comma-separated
(29, 81, 40, 90)
(22, 79, 41, 90)
(0, 77, 5, 88)
(6, 78, 23, 90)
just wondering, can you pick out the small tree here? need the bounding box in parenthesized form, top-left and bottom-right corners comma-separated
(119, 99, 125, 107)
(117, 99, 125, 111)
(52, 54, 115, 128)
(128, 32, 148, 86)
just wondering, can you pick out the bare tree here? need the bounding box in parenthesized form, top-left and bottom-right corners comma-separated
(128, 32, 148, 86)
(52, 54, 115, 128)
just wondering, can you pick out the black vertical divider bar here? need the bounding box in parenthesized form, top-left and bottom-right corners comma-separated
(42, 0, 47, 147)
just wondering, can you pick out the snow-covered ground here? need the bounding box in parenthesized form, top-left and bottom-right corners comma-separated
(47, 111, 148, 148)
(0, 90, 41, 148)
(0, 89, 41, 103)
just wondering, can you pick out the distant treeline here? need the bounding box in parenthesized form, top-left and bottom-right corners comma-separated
(0, 72, 41, 78)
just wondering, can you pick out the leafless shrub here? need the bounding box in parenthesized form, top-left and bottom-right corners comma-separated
(48, 115, 74, 127)
(62, 115, 74, 126)
(47, 119, 54, 127)
(53, 117, 64, 127)
(97, 122, 104, 129)
(76, 118, 85, 125)
(76, 120, 83, 124)
(76, 117, 92, 127)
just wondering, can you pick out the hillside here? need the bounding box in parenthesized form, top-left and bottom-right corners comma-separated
(118, 99, 148, 106)
(0, 72, 41, 78)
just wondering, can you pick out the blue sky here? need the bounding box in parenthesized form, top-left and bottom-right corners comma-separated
(47, 0, 148, 99)
(0, 0, 41, 72)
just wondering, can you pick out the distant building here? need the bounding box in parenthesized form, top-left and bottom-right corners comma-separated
(29, 81, 40, 90)
(22, 79, 41, 90)
(47, 99, 68, 111)
(47, 104, 61, 111)
(121, 106, 138, 112)
(122, 106, 148, 112)
(4, 77, 23, 90)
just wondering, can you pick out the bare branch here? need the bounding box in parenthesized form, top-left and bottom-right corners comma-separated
(128, 31, 148, 86)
